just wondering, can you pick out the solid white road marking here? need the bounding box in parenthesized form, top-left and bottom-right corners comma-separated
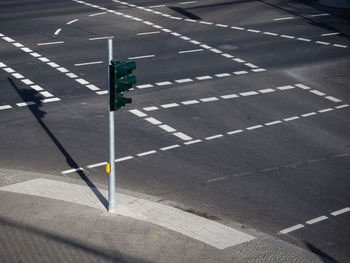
(274, 17, 294, 21)
(67, 19, 79, 24)
(331, 207, 350, 216)
(54, 28, 62, 35)
(0, 178, 255, 249)
(321, 32, 340, 37)
(128, 55, 155, 60)
(306, 216, 328, 225)
(137, 31, 160, 35)
(37, 41, 65, 46)
(61, 168, 83, 174)
(89, 12, 107, 16)
(74, 61, 103, 66)
(137, 150, 157, 157)
(161, 144, 180, 151)
(279, 224, 304, 234)
(87, 162, 107, 168)
(178, 49, 203, 54)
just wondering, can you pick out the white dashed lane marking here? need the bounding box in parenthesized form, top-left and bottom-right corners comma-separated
(128, 54, 155, 60)
(37, 41, 64, 46)
(74, 61, 103, 66)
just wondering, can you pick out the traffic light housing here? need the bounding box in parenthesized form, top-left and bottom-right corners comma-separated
(109, 60, 136, 111)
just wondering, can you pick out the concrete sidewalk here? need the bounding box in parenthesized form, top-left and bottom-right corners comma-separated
(0, 169, 323, 262)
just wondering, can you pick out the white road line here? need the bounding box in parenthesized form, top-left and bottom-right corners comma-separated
(182, 100, 199, 105)
(137, 150, 157, 157)
(200, 21, 213, 25)
(66, 72, 78, 78)
(227, 130, 243, 135)
(301, 112, 317, 117)
(200, 97, 219, 102)
(333, 44, 347, 48)
(42, 98, 61, 103)
(129, 109, 147, 117)
(222, 53, 234, 58)
(190, 40, 201, 44)
(318, 108, 333, 113)
(180, 1, 196, 4)
(12, 73, 24, 79)
(284, 116, 300, 121)
(30, 85, 43, 91)
(75, 78, 89, 85)
(310, 90, 326, 96)
(61, 168, 83, 174)
(86, 84, 99, 91)
(159, 125, 177, 132)
(335, 104, 349, 109)
(265, 120, 282, 126)
(180, 36, 191, 40)
(252, 68, 266, 72)
(116, 156, 134, 162)
(74, 61, 103, 66)
(330, 207, 350, 216)
(137, 84, 153, 89)
(16, 101, 36, 107)
(216, 24, 228, 28)
(161, 144, 180, 151)
(30, 52, 41, 57)
(316, 41, 330, 45)
(274, 17, 294, 21)
(143, 106, 159, 111)
(0, 178, 255, 249)
(321, 32, 340, 37)
(279, 224, 304, 234)
(247, 29, 260, 33)
(247, 125, 263, 130)
(215, 73, 231, 78)
(37, 41, 65, 46)
(87, 162, 107, 168)
(21, 47, 33, 53)
(161, 103, 179, 108)
(40, 91, 53, 97)
(231, 26, 245, 30)
(128, 55, 155, 60)
(205, 134, 223, 140)
(184, 139, 202, 145)
(240, 91, 258, 96)
(277, 85, 294, 90)
(310, 13, 329, 17)
(295, 83, 310, 90)
(259, 88, 275, 93)
(306, 216, 328, 225)
(263, 32, 278, 36)
(0, 105, 12, 110)
(54, 28, 62, 35)
(2, 36, 15, 42)
(89, 12, 107, 16)
(89, 36, 110, 40)
(21, 79, 34, 85)
(207, 177, 227, 183)
(233, 71, 248, 75)
(96, 90, 108, 95)
(196, 76, 212, 80)
(325, 96, 341, 102)
(47, 62, 60, 68)
(156, 81, 172, 86)
(145, 117, 162, 125)
(280, 35, 295, 39)
(297, 38, 311, 42)
(178, 49, 203, 54)
(173, 132, 192, 141)
(234, 58, 245, 63)
(67, 19, 79, 24)
(149, 4, 165, 8)
(137, 31, 160, 35)
(4, 67, 15, 73)
(185, 19, 197, 22)
(221, 94, 238, 99)
(0, 62, 6, 67)
(38, 57, 50, 62)
(175, 78, 193, 83)
(57, 67, 69, 73)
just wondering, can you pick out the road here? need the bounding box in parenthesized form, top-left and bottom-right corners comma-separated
(0, 0, 349, 261)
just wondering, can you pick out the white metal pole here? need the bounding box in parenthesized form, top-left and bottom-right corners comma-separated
(108, 37, 116, 212)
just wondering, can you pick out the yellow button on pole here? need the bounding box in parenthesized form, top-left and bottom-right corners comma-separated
(106, 162, 111, 173)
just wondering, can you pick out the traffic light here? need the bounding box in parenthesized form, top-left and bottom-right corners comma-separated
(109, 60, 136, 111)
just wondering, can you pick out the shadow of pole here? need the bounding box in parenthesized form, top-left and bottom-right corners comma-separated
(9, 78, 108, 209)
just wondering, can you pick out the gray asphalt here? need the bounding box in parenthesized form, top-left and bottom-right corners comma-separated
(1, 0, 350, 262)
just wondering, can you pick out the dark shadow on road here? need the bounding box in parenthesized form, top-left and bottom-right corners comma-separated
(0, 216, 150, 262)
(168, 6, 202, 20)
(8, 78, 108, 210)
(305, 242, 339, 263)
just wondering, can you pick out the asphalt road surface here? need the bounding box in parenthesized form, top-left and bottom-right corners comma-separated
(1, 0, 349, 262)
